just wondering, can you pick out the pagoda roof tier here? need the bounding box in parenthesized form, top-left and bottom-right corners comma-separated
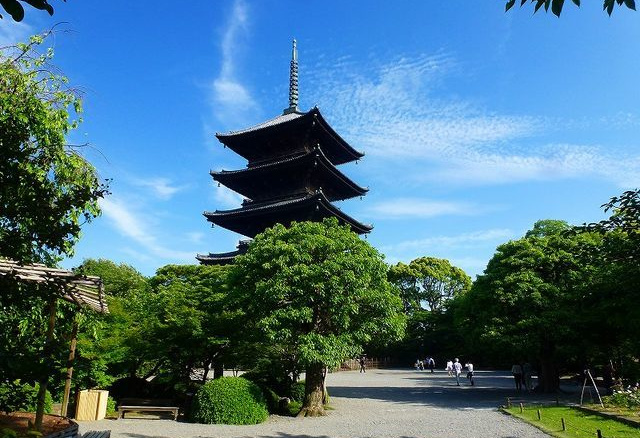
(196, 249, 242, 265)
(211, 148, 368, 203)
(203, 192, 372, 237)
(215, 107, 364, 166)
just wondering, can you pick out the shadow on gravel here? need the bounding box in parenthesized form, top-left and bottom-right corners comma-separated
(329, 370, 579, 410)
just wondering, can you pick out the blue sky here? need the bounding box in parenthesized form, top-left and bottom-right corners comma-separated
(2, 1, 639, 278)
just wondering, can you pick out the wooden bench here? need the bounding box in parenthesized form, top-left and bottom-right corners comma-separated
(83, 431, 111, 438)
(117, 398, 179, 420)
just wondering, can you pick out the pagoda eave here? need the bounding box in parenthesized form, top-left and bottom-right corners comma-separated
(204, 193, 372, 238)
(211, 149, 368, 202)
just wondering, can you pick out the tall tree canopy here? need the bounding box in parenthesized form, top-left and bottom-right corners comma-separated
(506, 0, 636, 17)
(0, 33, 108, 263)
(228, 219, 405, 416)
(388, 257, 471, 313)
(458, 220, 601, 392)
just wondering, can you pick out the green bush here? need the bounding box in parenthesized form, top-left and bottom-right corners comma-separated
(190, 377, 268, 425)
(288, 381, 305, 403)
(0, 381, 52, 414)
(603, 389, 640, 408)
(285, 400, 302, 416)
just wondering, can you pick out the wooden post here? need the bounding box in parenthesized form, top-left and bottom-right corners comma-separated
(561, 418, 566, 431)
(506, 397, 511, 408)
(35, 298, 57, 431)
(519, 402, 523, 413)
(597, 429, 602, 438)
(537, 409, 541, 420)
(61, 317, 79, 417)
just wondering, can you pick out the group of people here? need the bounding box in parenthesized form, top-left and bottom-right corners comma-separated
(414, 356, 436, 372)
(511, 362, 533, 391)
(445, 358, 474, 386)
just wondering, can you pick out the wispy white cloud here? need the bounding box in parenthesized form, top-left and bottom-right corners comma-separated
(381, 228, 515, 254)
(211, 0, 258, 128)
(368, 198, 484, 219)
(0, 20, 32, 46)
(307, 51, 640, 188)
(99, 197, 196, 262)
(132, 177, 186, 200)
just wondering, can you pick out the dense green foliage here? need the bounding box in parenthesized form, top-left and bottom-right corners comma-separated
(190, 377, 268, 425)
(458, 220, 601, 391)
(506, 0, 636, 17)
(228, 218, 405, 415)
(0, 381, 52, 414)
(0, 34, 108, 263)
(388, 257, 471, 362)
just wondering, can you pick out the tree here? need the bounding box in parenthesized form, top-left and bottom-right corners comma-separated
(458, 220, 601, 392)
(148, 264, 232, 383)
(576, 189, 640, 381)
(0, 33, 108, 264)
(227, 219, 405, 416)
(506, 0, 636, 17)
(388, 257, 471, 313)
(0, 0, 56, 21)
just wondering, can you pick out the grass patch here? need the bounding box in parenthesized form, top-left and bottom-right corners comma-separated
(504, 405, 640, 438)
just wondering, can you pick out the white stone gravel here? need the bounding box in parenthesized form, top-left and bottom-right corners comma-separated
(79, 369, 555, 438)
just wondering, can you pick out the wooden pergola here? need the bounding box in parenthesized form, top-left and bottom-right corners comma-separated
(0, 259, 108, 429)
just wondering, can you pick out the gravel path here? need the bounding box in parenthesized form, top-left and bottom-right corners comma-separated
(79, 369, 560, 438)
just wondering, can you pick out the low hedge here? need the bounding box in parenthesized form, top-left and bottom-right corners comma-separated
(190, 377, 268, 425)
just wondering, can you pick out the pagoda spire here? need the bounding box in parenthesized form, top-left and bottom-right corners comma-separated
(284, 39, 299, 114)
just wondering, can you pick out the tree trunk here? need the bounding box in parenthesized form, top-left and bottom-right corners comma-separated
(35, 298, 57, 431)
(538, 343, 559, 393)
(213, 361, 224, 379)
(297, 363, 326, 417)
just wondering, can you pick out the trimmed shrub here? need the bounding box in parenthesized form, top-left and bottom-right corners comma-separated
(190, 377, 268, 425)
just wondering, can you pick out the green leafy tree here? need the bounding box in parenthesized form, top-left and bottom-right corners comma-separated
(506, 0, 636, 17)
(71, 259, 150, 389)
(227, 219, 405, 416)
(0, 34, 107, 424)
(0, 33, 108, 263)
(576, 189, 640, 381)
(458, 220, 601, 392)
(148, 264, 232, 383)
(388, 257, 471, 313)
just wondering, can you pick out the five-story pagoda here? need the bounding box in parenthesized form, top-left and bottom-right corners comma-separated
(197, 40, 371, 265)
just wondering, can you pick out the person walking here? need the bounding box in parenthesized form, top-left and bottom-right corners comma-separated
(511, 363, 523, 390)
(453, 358, 463, 386)
(428, 357, 435, 373)
(465, 361, 474, 386)
(359, 355, 366, 373)
(446, 360, 453, 376)
(523, 362, 533, 391)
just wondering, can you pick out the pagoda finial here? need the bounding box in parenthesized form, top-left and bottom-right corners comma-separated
(284, 39, 299, 114)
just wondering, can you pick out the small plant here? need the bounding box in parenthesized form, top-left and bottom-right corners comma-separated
(285, 401, 302, 417)
(190, 377, 268, 425)
(0, 428, 18, 438)
(603, 388, 640, 409)
(106, 396, 117, 417)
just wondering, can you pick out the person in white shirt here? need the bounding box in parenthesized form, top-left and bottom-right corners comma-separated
(446, 360, 453, 376)
(453, 358, 463, 386)
(465, 361, 474, 386)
